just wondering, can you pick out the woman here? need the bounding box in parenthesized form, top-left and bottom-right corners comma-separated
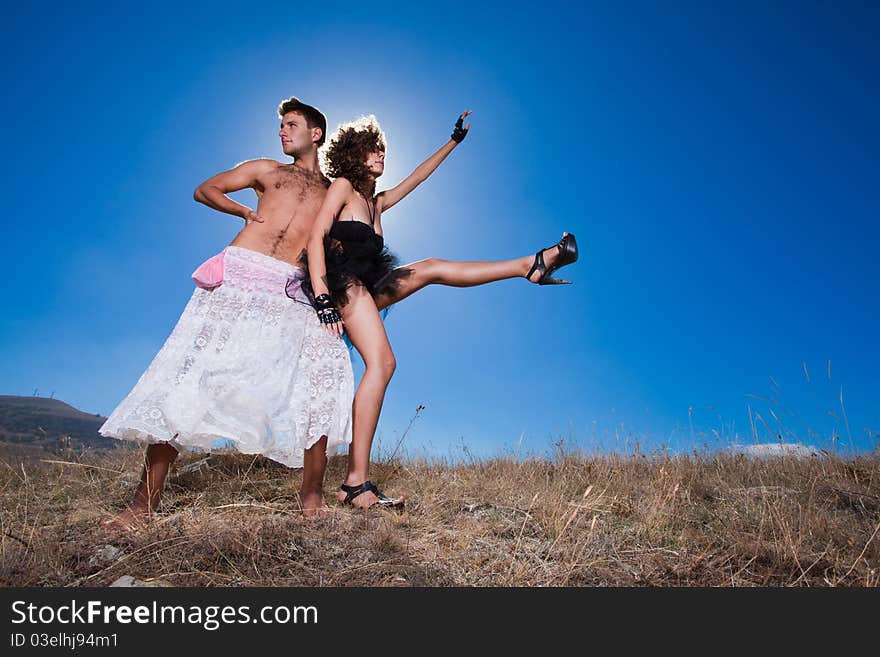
(302, 111, 578, 510)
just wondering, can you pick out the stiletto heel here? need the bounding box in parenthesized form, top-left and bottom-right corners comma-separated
(526, 232, 579, 285)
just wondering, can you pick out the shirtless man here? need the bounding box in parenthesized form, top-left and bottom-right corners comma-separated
(101, 97, 352, 526)
(198, 102, 330, 265)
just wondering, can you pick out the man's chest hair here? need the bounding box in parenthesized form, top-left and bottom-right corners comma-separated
(269, 164, 328, 197)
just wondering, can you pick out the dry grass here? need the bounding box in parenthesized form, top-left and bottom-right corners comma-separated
(1, 445, 878, 587)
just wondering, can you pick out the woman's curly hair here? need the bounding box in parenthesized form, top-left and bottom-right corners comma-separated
(321, 115, 386, 202)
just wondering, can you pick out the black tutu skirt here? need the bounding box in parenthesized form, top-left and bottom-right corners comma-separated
(298, 220, 413, 308)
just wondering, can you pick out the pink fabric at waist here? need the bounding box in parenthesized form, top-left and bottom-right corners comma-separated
(192, 246, 305, 290)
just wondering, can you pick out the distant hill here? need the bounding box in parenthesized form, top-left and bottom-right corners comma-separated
(0, 396, 118, 450)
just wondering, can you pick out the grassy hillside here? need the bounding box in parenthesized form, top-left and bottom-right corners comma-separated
(0, 445, 877, 586)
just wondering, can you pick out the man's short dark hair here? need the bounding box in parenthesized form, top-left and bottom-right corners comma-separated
(277, 97, 328, 147)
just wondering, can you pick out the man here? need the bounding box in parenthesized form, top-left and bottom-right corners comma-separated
(100, 97, 353, 526)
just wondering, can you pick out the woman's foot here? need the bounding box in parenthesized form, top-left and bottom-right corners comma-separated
(525, 232, 578, 284)
(338, 480, 405, 510)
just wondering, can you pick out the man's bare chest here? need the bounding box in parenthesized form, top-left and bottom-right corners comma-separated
(262, 166, 328, 207)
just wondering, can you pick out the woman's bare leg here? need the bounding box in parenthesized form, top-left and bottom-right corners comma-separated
(374, 235, 570, 310)
(334, 284, 401, 508)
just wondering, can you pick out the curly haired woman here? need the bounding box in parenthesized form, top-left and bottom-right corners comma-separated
(301, 111, 578, 510)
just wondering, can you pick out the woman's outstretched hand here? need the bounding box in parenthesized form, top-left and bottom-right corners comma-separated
(451, 110, 472, 143)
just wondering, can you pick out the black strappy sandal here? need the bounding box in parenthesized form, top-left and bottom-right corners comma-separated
(526, 232, 579, 285)
(340, 480, 405, 511)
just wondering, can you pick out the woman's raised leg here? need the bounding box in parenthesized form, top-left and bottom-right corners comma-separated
(335, 283, 403, 508)
(373, 233, 574, 310)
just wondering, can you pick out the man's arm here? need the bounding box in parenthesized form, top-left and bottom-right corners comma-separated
(377, 110, 471, 213)
(193, 158, 278, 223)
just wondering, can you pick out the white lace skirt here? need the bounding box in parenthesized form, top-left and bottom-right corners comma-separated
(99, 246, 354, 468)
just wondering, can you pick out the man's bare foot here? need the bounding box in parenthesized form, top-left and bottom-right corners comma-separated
(102, 507, 149, 532)
(300, 490, 328, 519)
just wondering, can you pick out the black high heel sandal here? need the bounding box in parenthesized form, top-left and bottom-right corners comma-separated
(526, 232, 579, 285)
(340, 481, 405, 510)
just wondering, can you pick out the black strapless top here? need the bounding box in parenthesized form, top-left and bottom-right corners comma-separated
(329, 220, 384, 255)
(299, 220, 412, 308)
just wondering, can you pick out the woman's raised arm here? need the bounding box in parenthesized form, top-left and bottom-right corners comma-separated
(377, 110, 471, 212)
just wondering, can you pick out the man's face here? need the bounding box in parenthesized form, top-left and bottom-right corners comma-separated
(365, 146, 385, 177)
(279, 111, 318, 157)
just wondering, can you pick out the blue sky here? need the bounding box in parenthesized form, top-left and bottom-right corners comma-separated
(2, 1, 878, 459)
